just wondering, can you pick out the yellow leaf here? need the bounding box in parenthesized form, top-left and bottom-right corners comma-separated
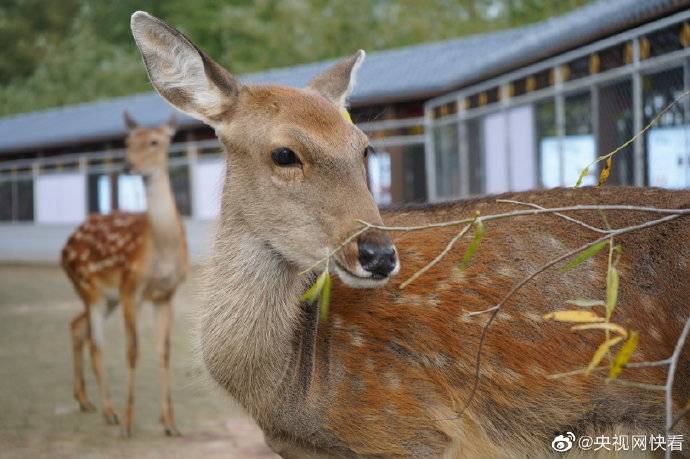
(587, 336, 624, 374)
(598, 157, 612, 187)
(605, 266, 619, 320)
(608, 331, 639, 380)
(567, 299, 605, 308)
(571, 323, 628, 337)
(341, 109, 352, 124)
(543, 310, 606, 323)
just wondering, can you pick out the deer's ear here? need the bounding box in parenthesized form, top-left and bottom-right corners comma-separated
(130, 11, 239, 125)
(307, 50, 365, 109)
(164, 114, 178, 137)
(123, 111, 139, 130)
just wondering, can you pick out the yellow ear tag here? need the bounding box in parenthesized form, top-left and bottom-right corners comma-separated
(341, 108, 352, 124)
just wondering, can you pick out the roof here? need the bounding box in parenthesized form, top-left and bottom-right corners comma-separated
(0, 0, 687, 154)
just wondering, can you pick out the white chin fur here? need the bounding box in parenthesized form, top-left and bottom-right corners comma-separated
(333, 261, 400, 289)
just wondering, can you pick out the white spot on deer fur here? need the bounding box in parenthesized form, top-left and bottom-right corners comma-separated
(350, 331, 364, 347)
(524, 311, 542, 323)
(79, 250, 90, 261)
(641, 296, 655, 314)
(66, 249, 77, 261)
(649, 327, 662, 341)
(496, 265, 514, 278)
(384, 371, 401, 389)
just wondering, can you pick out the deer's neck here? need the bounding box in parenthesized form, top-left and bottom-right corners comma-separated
(144, 170, 183, 251)
(200, 203, 308, 416)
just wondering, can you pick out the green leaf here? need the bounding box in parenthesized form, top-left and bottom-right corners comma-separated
(458, 218, 485, 270)
(605, 266, 619, 320)
(566, 299, 605, 308)
(560, 240, 608, 272)
(301, 270, 328, 304)
(608, 331, 639, 380)
(319, 273, 332, 322)
(586, 336, 624, 374)
(575, 165, 590, 187)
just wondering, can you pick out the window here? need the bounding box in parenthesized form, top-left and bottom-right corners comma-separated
(433, 123, 460, 199)
(598, 79, 634, 185)
(643, 67, 689, 188)
(367, 144, 426, 206)
(0, 174, 34, 222)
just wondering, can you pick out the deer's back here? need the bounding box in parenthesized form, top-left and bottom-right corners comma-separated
(295, 187, 690, 457)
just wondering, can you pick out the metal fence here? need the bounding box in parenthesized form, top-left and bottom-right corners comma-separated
(425, 9, 690, 203)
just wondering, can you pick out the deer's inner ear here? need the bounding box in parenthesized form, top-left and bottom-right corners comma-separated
(130, 11, 239, 125)
(306, 50, 365, 109)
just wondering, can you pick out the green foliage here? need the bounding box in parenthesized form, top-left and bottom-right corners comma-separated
(458, 217, 485, 270)
(560, 240, 607, 272)
(301, 269, 332, 322)
(0, 0, 589, 116)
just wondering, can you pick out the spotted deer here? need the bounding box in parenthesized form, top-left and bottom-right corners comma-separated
(61, 112, 188, 437)
(131, 11, 690, 457)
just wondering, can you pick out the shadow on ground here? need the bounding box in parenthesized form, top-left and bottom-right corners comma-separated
(0, 264, 278, 459)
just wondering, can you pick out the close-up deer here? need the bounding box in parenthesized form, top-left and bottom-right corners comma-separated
(61, 112, 188, 437)
(130, 11, 690, 458)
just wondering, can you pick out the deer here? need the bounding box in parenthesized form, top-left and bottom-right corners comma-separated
(61, 111, 188, 437)
(131, 11, 690, 457)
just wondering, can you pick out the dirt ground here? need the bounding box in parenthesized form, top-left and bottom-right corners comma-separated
(0, 264, 278, 459)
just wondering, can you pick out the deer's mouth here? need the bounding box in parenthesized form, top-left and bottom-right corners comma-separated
(333, 259, 396, 289)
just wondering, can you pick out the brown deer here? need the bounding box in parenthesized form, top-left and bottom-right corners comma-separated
(131, 11, 690, 457)
(61, 112, 187, 437)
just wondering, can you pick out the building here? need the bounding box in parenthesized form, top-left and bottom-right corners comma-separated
(1, 0, 689, 262)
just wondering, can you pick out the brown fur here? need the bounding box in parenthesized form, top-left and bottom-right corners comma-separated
(61, 116, 188, 436)
(129, 11, 690, 457)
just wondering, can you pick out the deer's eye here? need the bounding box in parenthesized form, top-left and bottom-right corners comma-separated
(271, 148, 300, 167)
(364, 146, 374, 158)
(150, 139, 159, 146)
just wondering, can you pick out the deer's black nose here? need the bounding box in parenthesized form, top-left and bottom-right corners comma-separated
(358, 240, 397, 278)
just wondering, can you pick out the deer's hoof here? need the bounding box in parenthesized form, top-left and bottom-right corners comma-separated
(164, 425, 181, 437)
(79, 401, 96, 412)
(104, 411, 119, 425)
(121, 425, 133, 438)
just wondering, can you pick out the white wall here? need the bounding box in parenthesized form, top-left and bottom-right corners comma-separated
(508, 105, 536, 191)
(35, 173, 86, 224)
(193, 158, 225, 220)
(482, 106, 537, 193)
(483, 112, 509, 194)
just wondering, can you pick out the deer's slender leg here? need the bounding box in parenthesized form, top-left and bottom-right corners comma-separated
(70, 310, 95, 412)
(121, 289, 138, 437)
(88, 300, 118, 425)
(154, 298, 180, 436)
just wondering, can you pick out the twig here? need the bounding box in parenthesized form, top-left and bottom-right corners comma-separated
(665, 315, 690, 458)
(398, 222, 473, 289)
(496, 199, 609, 234)
(298, 225, 371, 276)
(625, 359, 671, 368)
(610, 379, 666, 392)
(363, 204, 689, 232)
(670, 403, 690, 430)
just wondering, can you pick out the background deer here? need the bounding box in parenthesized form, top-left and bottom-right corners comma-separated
(132, 11, 690, 457)
(61, 112, 187, 437)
